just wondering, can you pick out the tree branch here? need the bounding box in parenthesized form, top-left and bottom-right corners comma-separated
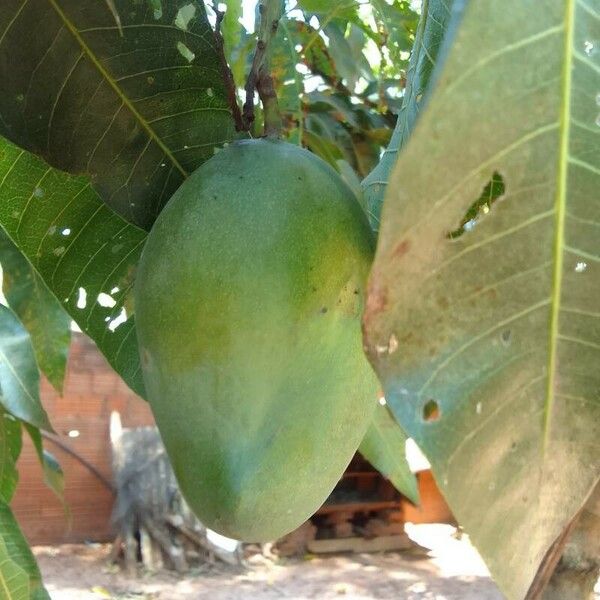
(242, 0, 283, 136)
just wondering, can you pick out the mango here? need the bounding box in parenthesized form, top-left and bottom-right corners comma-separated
(134, 139, 378, 541)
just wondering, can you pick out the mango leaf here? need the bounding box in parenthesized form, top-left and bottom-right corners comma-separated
(0, 231, 71, 393)
(0, 135, 146, 396)
(0, 409, 21, 503)
(0, 0, 235, 230)
(302, 130, 344, 170)
(370, 0, 418, 64)
(270, 19, 304, 127)
(0, 538, 29, 600)
(221, 0, 243, 58)
(297, 0, 358, 20)
(0, 501, 49, 600)
(25, 425, 65, 504)
(362, 0, 457, 230)
(359, 404, 419, 504)
(0, 305, 51, 432)
(363, 1, 600, 598)
(287, 20, 338, 83)
(326, 23, 374, 90)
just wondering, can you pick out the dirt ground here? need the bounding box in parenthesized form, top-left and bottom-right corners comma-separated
(35, 525, 600, 600)
(36, 525, 498, 600)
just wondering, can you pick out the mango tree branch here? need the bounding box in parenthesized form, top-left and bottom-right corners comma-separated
(257, 67, 282, 137)
(242, 0, 283, 136)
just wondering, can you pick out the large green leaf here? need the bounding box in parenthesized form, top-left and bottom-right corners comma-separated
(359, 404, 419, 504)
(363, 1, 600, 598)
(0, 501, 49, 600)
(0, 231, 71, 393)
(0, 135, 146, 396)
(362, 0, 457, 230)
(0, 305, 51, 431)
(0, 0, 235, 229)
(0, 409, 21, 503)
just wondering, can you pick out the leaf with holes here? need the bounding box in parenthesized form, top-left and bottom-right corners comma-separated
(359, 404, 419, 504)
(0, 135, 146, 396)
(0, 0, 235, 230)
(0, 304, 51, 431)
(362, 0, 457, 230)
(0, 230, 71, 393)
(363, 1, 600, 598)
(0, 501, 49, 599)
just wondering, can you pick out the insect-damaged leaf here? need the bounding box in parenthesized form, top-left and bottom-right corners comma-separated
(363, 1, 600, 598)
(0, 0, 235, 229)
(0, 135, 146, 396)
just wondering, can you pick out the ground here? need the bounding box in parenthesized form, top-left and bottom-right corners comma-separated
(36, 525, 600, 600)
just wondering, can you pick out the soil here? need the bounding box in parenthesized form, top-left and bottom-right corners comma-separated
(35, 524, 600, 600)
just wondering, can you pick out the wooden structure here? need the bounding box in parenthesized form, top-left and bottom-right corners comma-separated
(276, 454, 452, 556)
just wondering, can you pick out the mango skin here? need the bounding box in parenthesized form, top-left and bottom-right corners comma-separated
(134, 139, 379, 541)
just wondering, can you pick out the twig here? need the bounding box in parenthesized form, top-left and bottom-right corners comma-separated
(213, 9, 244, 131)
(242, 0, 283, 135)
(257, 67, 282, 137)
(42, 430, 115, 495)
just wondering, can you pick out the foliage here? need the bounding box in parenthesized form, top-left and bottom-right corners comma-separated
(362, 0, 456, 229)
(0, 502, 50, 599)
(218, 0, 418, 176)
(0, 231, 71, 393)
(359, 404, 419, 504)
(0, 0, 235, 230)
(0, 0, 596, 597)
(0, 307, 58, 598)
(362, 0, 600, 598)
(0, 136, 147, 396)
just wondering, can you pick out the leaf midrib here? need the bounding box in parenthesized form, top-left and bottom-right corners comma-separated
(46, 0, 188, 179)
(543, 0, 575, 454)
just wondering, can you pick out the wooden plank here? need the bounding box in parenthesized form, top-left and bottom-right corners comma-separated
(307, 534, 412, 554)
(316, 501, 401, 515)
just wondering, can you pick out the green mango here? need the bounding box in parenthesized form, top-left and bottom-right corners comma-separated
(135, 139, 379, 541)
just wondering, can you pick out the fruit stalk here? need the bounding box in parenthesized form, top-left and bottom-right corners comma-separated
(242, 0, 283, 137)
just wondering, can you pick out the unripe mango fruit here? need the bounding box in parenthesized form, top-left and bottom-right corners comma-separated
(135, 139, 379, 541)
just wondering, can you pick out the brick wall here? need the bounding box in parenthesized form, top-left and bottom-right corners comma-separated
(11, 333, 154, 545)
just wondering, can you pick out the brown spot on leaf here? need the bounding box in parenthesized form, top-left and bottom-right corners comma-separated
(364, 280, 388, 318)
(392, 239, 411, 259)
